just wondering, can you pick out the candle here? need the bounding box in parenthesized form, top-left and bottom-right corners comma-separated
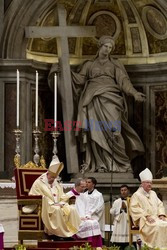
(16, 69, 19, 127)
(54, 73, 57, 129)
(35, 70, 38, 128)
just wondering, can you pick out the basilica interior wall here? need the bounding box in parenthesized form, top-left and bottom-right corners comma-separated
(0, 0, 167, 184)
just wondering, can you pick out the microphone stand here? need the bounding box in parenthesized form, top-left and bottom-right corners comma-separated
(109, 127, 116, 245)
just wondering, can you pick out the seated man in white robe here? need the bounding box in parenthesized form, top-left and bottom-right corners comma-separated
(64, 178, 103, 247)
(110, 185, 138, 249)
(130, 168, 167, 249)
(84, 177, 105, 239)
(23, 157, 81, 239)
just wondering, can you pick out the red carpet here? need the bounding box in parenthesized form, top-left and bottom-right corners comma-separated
(4, 240, 92, 250)
(38, 240, 92, 249)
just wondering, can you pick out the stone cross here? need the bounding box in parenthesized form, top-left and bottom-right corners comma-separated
(25, 4, 96, 173)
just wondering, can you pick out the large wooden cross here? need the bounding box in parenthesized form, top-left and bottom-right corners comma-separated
(25, 4, 96, 173)
(0, 0, 4, 41)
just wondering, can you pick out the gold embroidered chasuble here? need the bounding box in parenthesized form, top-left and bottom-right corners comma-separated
(130, 187, 167, 248)
(29, 173, 81, 237)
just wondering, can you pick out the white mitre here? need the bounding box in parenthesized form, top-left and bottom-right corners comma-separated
(48, 156, 64, 177)
(139, 168, 153, 182)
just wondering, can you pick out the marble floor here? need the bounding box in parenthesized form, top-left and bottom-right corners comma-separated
(0, 198, 39, 248)
(0, 198, 18, 247)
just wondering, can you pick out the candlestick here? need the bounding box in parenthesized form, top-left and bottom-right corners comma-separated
(35, 70, 38, 128)
(51, 131, 60, 159)
(13, 128, 22, 168)
(33, 128, 41, 166)
(16, 69, 19, 128)
(54, 74, 57, 129)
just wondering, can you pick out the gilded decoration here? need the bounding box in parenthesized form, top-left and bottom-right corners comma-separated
(26, 0, 167, 64)
(27, 0, 126, 59)
(122, 0, 136, 24)
(155, 91, 167, 178)
(88, 12, 117, 38)
(130, 27, 142, 53)
(30, 9, 58, 54)
(14, 154, 21, 168)
(30, 0, 76, 55)
(16, 156, 47, 169)
(69, 0, 86, 24)
(146, 32, 167, 54)
(142, 6, 167, 39)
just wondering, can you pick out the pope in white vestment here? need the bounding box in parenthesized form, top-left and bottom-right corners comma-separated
(25, 157, 81, 238)
(130, 168, 167, 249)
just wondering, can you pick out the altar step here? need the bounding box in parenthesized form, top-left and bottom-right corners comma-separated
(4, 240, 91, 250)
(38, 240, 91, 249)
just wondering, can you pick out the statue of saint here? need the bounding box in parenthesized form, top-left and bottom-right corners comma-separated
(71, 36, 145, 173)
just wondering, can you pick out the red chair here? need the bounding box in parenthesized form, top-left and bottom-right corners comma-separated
(14, 165, 47, 243)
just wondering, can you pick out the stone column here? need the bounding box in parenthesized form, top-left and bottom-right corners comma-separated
(0, 59, 50, 178)
(0, 0, 4, 41)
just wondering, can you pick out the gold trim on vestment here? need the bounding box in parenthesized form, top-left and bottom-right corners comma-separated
(48, 162, 64, 177)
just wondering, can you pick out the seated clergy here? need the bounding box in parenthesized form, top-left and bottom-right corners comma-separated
(84, 177, 105, 238)
(23, 157, 81, 238)
(130, 168, 167, 249)
(63, 178, 103, 247)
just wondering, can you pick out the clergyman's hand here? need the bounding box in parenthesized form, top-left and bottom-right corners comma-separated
(146, 215, 155, 223)
(134, 92, 146, 102)
(54, 203, 62, 207)
(81, 217, 91, 221)
(159, 215, 166, 221)
(121, 201, 127, 210)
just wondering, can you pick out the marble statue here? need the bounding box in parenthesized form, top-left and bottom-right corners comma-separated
(71, 36, 145, 173)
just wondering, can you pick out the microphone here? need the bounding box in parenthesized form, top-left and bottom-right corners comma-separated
(111, 127, 117, 132)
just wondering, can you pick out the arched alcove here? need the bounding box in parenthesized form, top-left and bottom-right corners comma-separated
(0, 0, 167, 179)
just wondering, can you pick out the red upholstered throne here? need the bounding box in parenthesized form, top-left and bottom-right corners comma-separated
(14, 163, 47, 243)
